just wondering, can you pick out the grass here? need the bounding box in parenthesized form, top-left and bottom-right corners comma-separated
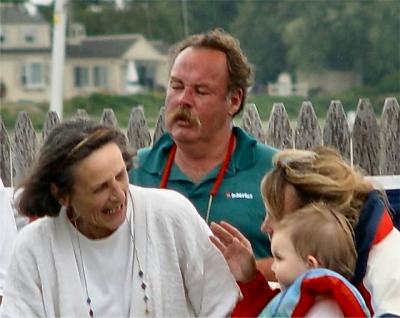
(1, 92, 165, 131)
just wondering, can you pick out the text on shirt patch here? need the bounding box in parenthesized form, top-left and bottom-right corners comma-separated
(226, 192, 254, 199)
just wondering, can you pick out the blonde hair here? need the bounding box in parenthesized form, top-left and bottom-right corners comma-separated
(261, 146, 374, 227)
(275, 202, 357, 280)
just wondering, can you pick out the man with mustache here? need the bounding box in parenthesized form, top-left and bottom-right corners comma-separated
(129, 29, 277, 279)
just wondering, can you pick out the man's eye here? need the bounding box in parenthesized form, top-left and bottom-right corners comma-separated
(196, 88, 209, 95)
(170, 82, 183, 90)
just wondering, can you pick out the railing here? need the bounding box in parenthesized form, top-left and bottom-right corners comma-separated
(1, 97, 399, 187)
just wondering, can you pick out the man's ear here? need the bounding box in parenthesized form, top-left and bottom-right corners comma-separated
(50, 183, 70, 206)
(228, 88, 243, 116)
(306, 255, 320, 269)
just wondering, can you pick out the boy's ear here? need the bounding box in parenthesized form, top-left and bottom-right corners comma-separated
(306, 255, 320, 269)
(50, 183, 70, 206)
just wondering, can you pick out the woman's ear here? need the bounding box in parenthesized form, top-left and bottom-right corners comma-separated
(50, 183, 70, 206)
(306, 255, 320, 269)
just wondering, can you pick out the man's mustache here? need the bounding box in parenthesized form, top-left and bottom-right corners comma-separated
(166, 107, 202, 128)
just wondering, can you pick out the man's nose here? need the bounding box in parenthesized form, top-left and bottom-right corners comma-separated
(179, 87, 194, 106)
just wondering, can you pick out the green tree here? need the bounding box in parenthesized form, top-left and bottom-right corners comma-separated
(185, 0, 238, 35)
(232, 1, 303, 84)
(283, 0, 400, 87)
(39, 0, 398, 90)
(71, 0, 183, 43)
(361, 0, 400, 87)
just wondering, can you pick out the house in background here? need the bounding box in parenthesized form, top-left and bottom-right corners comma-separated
(296, 69, 362, 95)
(266, 70, 362, 98)
(0, 3, 168, 103)
(65, 24, 168, 99)
(267, 72, 309, 97)
(0, 3, 52, 102)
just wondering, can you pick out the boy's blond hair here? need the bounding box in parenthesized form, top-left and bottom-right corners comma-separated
(275, 202, 357, 280)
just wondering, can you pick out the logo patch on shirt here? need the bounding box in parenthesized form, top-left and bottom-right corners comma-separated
(226, 192, 254, 200)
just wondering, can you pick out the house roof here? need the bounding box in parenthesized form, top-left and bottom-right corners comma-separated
(150, 40, 170, 55)
(66, 35, 141, 58)
(0, 48, 51, 54)
(0, 4, 47, 25)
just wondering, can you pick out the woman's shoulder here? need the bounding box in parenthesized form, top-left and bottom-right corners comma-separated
(130, 185, 196, 214)
(130, 184, 194, 209)
(129, 185, 205, 227)
(14, 217, 56, 250)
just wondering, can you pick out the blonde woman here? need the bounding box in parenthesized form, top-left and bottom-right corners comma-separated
(211, 146, 400, 317)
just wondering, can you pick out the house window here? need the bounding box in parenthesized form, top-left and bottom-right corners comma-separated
(21, 62, 45, 89)
(137, 65, 147, 86)
(136, 64, 154, 88)
(22, 27, 37, 43)
(74, 66, 89, 88)
(0, 26, 5, 43)
(93, 66, 109, 88)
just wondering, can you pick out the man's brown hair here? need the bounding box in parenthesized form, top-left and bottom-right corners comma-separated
(169, 28, 254, 116)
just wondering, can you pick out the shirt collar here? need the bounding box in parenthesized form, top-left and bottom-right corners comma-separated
(141, 127, 258, 179)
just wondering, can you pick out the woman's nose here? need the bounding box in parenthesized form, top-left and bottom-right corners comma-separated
(261, 215, 274, 237)
(110, 180, 125, 201)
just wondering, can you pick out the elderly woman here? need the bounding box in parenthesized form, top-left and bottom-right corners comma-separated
(0, 182, 17, 306)
(211, 146, 400, 317)
(1, 119, 239, 317)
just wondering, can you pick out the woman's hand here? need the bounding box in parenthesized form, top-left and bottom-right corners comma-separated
(210, 221, 258, 283)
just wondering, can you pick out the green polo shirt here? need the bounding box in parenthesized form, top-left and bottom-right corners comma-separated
(129, 127, 277, 258)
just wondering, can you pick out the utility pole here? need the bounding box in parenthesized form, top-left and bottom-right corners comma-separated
(181, 0, 189, 38)
(49, 0, 68, 118)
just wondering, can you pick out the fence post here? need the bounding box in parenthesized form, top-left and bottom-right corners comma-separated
(4, 97, 398, 182)
(241, 103, 266, 143)
(0, 118, 12, 187)
(153, 106, 166, 144)
(127, 106, 151, 151)
(13, 112, 37, 185)
(76, 109, 88, 118)
(265, 103, 293, 150)
(380, 97, 400, 174)
(323, 100, 351, 161)
(352, 99, 380, 175)
(295, 101, 322, 149)
(101, 108, 118, 128)
(42, 111, 60, 142)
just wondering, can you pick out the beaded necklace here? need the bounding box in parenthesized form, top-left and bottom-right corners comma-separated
(160, 133, 235, 223)
(70, 191, 149, 317)
(72, 215, 94, 317)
